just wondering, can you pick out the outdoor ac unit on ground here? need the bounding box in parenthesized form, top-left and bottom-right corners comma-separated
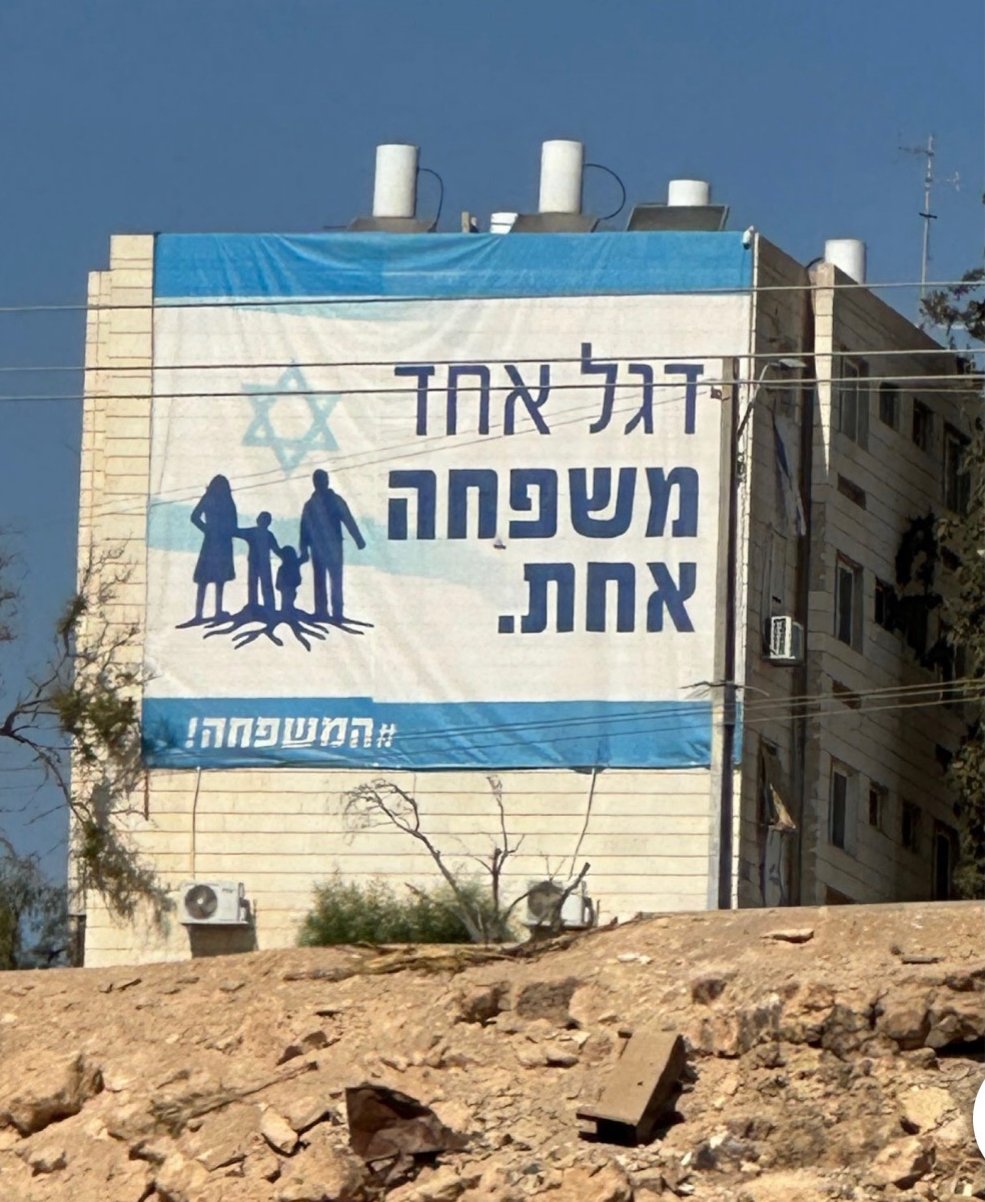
(178, 881, 249, 926)
(768, 616, 804, 664)
(523, 880, 595, 931)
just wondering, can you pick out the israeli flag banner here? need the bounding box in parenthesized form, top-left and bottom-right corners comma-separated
(142, 232, 752, 769)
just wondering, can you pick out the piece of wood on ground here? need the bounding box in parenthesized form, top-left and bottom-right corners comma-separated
(576, 1030, 685, 1146)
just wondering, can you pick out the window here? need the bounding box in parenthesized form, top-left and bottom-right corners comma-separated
(932, 822, 958, 900)
(901, 800, 921, 853)
(830, 765, 855, 850)
(912, 400, 933, 452)
(831, 679, 861, 708)
(878, 382, 900, 429)
(824, 885, 856, 905)
(936, 627, 968, 701)
(943, 425, 970, 515)
(954, 641, 969, 682)
(874, 578, 896, 632)
(837, 475, 867, 508)
(867, 783, 888, 832)
(837, 359, 868, 446)
(902, 601, 936, 660)
(835, 555, 863, 649)
(757, 739, 780, 828)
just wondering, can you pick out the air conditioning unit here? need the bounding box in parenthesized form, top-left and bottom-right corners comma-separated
(178, 881, 249, 926)
(768, 616, 804, 664)
(523, 880, 595, 931)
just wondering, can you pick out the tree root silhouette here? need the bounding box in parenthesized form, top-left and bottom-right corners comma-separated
(193, 607, 372, 652)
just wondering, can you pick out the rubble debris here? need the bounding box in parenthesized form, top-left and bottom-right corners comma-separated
(898, 1085, 954, 1133)
(453, 981, 510, 1026)
(577, 1031, 686, 1146)
(345, 1083, 468, 1186)
(0, 901, 981, 1202)
(869, 1135, 935, 1188)
(690, 970, 734, 1005)
(0, 1053, 104, 1136)
(260, 1107, 299, 1155)
(514, 978, 579, 1024)
(277, 1027, 335, 1065)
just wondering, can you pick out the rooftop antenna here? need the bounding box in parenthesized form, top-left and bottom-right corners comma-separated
(899, 134, 960, 305)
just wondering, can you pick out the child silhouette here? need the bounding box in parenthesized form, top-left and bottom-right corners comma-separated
(276, 545, 303, 616)
(235, 512, 281, 614)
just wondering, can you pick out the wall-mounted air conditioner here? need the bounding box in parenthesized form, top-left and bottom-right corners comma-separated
(768, 616, 804, 664)
(178, 881, 249, 926)
(523, 880, 595, 931)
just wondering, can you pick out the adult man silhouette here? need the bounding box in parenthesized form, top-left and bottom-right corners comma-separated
(299, 469, 366, 620)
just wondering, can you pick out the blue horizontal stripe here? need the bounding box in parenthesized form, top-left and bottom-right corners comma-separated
(153, 232, 752, 302)
(142, 696, 722, 770)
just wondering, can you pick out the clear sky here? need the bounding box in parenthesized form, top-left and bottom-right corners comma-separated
(0, 0, 982, 876)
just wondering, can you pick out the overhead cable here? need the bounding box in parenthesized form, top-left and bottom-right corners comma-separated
(0, 344, 981, 376)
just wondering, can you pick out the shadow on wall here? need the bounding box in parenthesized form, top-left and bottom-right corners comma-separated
(186, 908, 259, 958)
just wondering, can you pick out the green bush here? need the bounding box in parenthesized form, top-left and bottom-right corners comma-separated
(298, 875, 514, 946)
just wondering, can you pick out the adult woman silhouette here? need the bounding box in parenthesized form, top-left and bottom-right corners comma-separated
(189, 475, 238, 621)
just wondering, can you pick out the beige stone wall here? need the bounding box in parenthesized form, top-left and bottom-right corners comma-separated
(72, 236, 155, 921)
(77, 235, 725, 966)
(804, 263, 969, 904)
(87, 765, 720, 964)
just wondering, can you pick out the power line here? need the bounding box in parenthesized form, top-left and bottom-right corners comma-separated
(137, 684, 981, 768)
(508, 690, 983, 754)
(338, 678, 984, 751)
(1, 367, 979, 406)
(70, 367, 977, 522)
(79, 384, 731, 517)
(402, 687, 984, 759)
(0, 345, 981, 376)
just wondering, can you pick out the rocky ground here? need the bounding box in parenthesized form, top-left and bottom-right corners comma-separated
(0, 901, 982, 1202)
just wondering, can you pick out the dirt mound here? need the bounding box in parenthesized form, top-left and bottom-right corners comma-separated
(0, 902, 982, 1201)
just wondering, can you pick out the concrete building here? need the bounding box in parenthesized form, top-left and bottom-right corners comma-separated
(73, 148, 974, 965)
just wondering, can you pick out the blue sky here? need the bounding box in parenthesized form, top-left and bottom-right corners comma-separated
(0, 0, 982, 875)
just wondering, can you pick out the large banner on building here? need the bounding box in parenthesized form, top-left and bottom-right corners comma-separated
(143, 232, 752, 769)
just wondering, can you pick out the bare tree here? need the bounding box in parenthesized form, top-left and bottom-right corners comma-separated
(0, 546, 168, 924)
(342, 775, 590, 944)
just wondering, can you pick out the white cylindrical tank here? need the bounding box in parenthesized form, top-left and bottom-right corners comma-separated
(668, 179, 711, 207)
(489, 212, 517, 234)
(824, 238, 866, 283)
(538, 140, 584, 214)
(372, 144, 419, 219)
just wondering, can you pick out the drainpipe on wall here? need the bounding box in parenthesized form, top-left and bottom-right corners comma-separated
(718, 357, 741, 910)
(190, 767, 202, 878)
(790, 268, 818, 906)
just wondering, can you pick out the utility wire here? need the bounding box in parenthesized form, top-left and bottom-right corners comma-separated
(584, 162, 627, 222)
(379, 688, 985, 760)
(334, 678, 984, 750)
(0, 344, 981, 375)
(78, 384, 740, 516)
(331, 682, 985, 754)
(2, 368, 980, 406)
(72, 368, 978, 522)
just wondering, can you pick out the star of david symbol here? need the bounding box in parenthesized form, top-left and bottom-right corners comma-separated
(242, 366, 339, 474)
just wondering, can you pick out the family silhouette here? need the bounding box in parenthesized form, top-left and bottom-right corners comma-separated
(177, 470, 370, 649)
